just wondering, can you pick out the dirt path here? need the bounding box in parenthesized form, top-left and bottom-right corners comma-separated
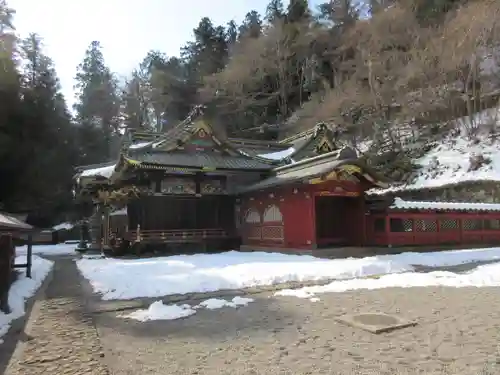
(4, 258, 109, 375)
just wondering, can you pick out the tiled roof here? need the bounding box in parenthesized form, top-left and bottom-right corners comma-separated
(239, 149, 389, 193)
(131, 151, 274, 171)
(391, 198, 500, 212)
(0, 212, 33, 230)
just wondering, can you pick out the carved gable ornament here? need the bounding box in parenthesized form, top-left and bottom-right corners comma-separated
(315, 136, 334, 154)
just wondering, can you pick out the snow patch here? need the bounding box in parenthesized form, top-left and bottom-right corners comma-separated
(0, 255, 53, 344)
(258, 147, 295, 160)
(79, 164, 115, 179)
(129, 141, 152, 150)
(369, 108, 500, 195)
(76, 251, 412, 300)
(195, 296, 254, 310)
(123, 301, 196, 322)
(123, 296, 254, 322)
(52, 222, 74, 231)
(275, 261, 500, 300)
(16, 244, 76, 256)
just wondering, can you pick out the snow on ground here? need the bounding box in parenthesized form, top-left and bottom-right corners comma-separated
(0, 255, 53, 344)
(16, 243, 76, 256)
(77, 247, 500, 301)
(369, 108, 500, 194)
(195, 296, 254, 310)
(76, 251, 412, 300)
(276, 261, 500, 301)
(123, 301, 196, 322)
(380, 246, 500, 267)
(123, 296, 255, 322)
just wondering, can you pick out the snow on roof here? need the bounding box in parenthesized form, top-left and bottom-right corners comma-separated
(129, 141, 152, 150)
(110, 207, 127, 216)
(52, 222, 74, 231)
(369, 108, 500, 195)
(80, 164, 116, 179)
(391, 197, 500, 212)
(0, 212, 33, 230)
(258, 147, 295, 160)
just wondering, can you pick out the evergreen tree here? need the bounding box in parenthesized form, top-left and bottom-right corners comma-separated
(74, 41, 120, 162)
(238, 11, 263, 38)
(265, 0, 285, 24)
(17, 33, 76, 221)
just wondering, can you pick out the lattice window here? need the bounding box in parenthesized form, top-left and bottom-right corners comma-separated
(415, 219, 437, 232)
(463, 219, 482, 231)
(245, 208, 261, 224)
(247, 226, 262, 240)
(484, 219, 500, 230)
(389, 218, 413, 232)
(439, 219, 459, 231)
(263, 205, 283, 223)
(261, 226, 284, 241)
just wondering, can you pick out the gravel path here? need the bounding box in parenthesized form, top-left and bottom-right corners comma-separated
(4, 258, 109, 375)
(94, 286, 500, 375)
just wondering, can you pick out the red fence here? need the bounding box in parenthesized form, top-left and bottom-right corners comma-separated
(366, 211, 500, 246)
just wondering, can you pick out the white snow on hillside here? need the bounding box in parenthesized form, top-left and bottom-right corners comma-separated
(370, 107, 500, 194)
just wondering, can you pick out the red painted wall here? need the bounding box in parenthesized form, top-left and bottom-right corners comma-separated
(240, 179, 368, 250)
(240, 186, 315, 250)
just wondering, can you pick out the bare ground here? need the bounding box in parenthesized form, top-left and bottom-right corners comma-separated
(94, 286, 500, 375)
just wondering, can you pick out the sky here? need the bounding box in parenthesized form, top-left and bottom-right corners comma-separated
(9, 0, 321, 110)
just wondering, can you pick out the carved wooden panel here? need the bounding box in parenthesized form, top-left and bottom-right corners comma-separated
(200, 179, 226, 194)
(160, 177, 196, 194)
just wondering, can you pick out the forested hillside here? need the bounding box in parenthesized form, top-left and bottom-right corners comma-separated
(0, 0, 498, 225)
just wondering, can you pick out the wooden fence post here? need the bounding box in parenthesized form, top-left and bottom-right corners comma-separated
(26, 234, 32, 278)
(0, 234, 12, 314)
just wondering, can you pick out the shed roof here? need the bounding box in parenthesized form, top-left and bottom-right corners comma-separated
(0, 212, 33, 231)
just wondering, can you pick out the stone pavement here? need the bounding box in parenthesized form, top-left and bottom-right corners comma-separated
(5, 258, 110, 375)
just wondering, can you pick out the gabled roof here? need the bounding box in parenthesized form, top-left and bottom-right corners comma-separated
(120, 151, 275, 171)
(284, 123, 342, 162)
(118, 106, 283, 172)
(239, 148, 389, 193)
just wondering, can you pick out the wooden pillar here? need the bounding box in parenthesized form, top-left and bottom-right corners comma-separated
(0, 234, 13, 314)
(359, 197, 367, 247)
(307, 191, 316, 249)
(102, 206, 110, 250)
(26, 234, 32, 278)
